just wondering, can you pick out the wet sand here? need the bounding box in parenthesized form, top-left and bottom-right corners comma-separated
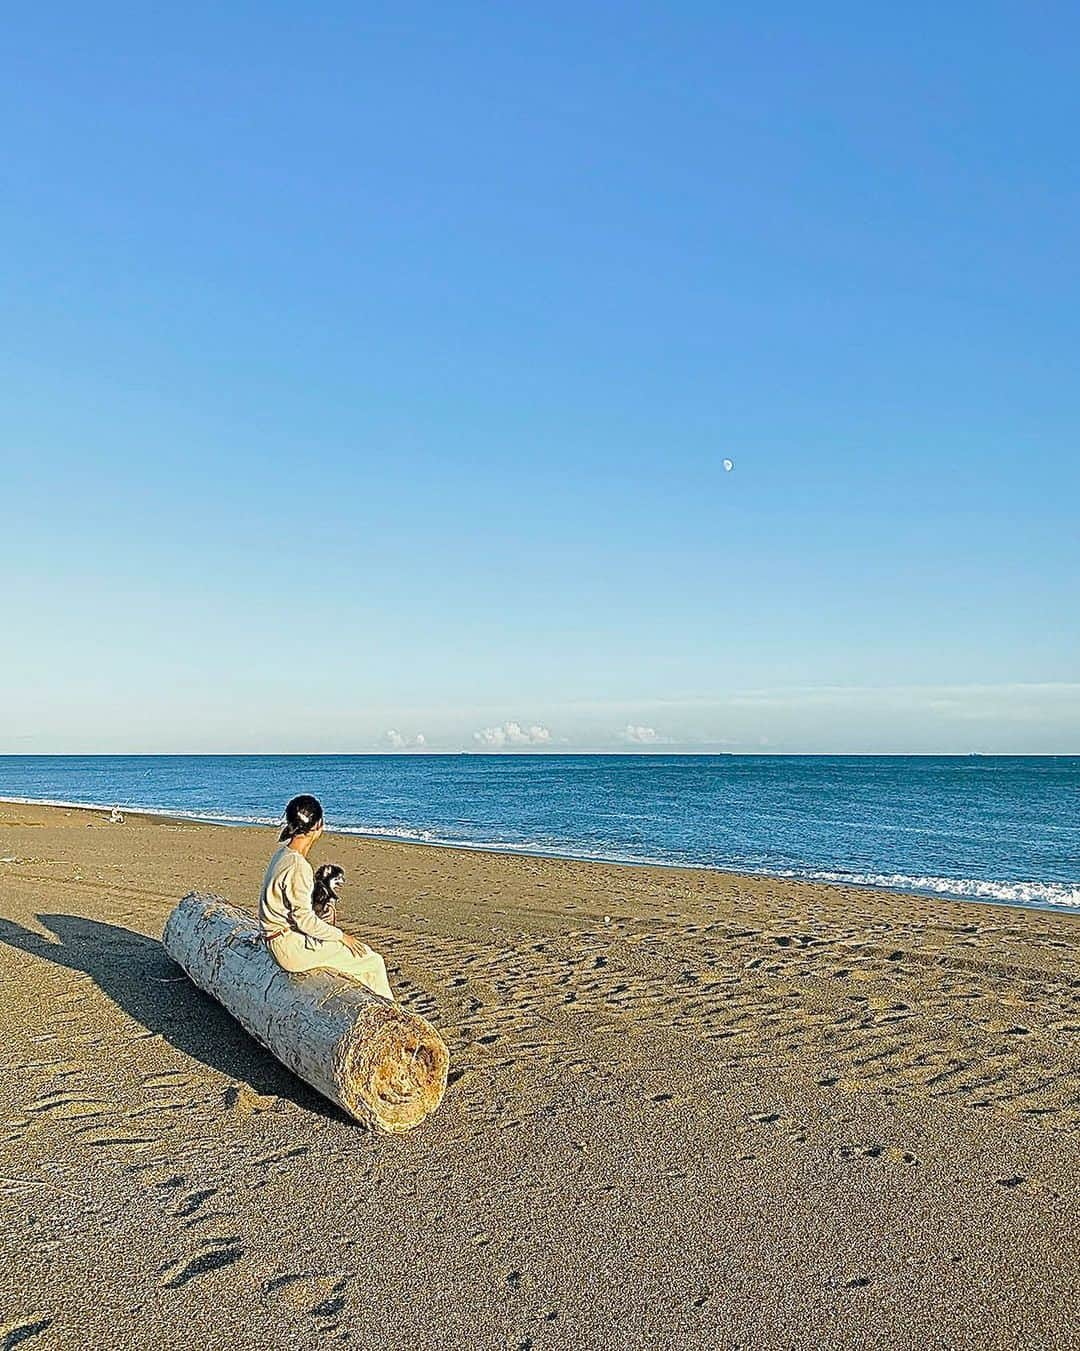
(1, 801, 1078, 1349)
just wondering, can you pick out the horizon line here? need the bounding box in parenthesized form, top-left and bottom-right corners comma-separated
(2, 750, 1078, 759)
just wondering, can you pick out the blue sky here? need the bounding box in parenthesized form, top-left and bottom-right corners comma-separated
(2, 3, 1078, 753)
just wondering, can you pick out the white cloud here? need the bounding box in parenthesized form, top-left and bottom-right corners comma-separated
(473, 720, 552, 748)
(619, 723, 661, 744)
(385, 729, 426, 749)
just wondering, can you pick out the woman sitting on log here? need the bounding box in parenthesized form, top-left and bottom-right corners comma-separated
(259, 794, 394, 1000)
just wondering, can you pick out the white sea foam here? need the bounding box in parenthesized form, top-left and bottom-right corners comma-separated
(769, 868, 1080, 909)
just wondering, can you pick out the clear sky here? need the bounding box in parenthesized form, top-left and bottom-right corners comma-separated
(3, 3, 1078, 753)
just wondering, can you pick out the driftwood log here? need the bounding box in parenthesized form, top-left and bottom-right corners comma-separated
(162, 892, 448, 1132)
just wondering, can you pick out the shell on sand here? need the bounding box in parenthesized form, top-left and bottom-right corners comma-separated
(162, 892, 449, 1132)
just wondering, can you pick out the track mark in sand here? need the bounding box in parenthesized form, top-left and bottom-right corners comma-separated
(128, 1099, 190, 1119)
(19, 1058, 83, 1078)
(171, 1186, 218, 1219)
(311, 1281, 349, 1320)
(143, 1070, 197, 1092)
(262, 1273, 352, 1331)
(160, 1238, 245, 1289)
(153, 1174, 186, 1192)
(26, 1093, 107, 1121)
(2, 1318, 53, 1349)
(264, 1273, 310, 1295)
(76, 1130, 157, 1151)
(223, 1083, 277, 1118)
(252, 1145, 310, 1169)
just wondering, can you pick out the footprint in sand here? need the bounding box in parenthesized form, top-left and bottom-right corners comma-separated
(127, 1099, 189, 1120)
(223, 1083, 277, 1118)
(251, 1145, 310, 1171)
(25, 1094, 108, 1121)
(160, 1237, 245, 1289)
(143, 1070, 198, 1093)
(171, 1185, 219, 1220)
(2, 1317, 54, 1349)
(262, 1273, 352, 1333)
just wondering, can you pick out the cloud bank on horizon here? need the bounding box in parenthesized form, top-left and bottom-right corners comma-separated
(385, 729, 426, 749)
(367, 685, 1080, 757)
(6, 685, 1079, 755)
(619, 724, 663, 744)
(473, 721, 553, 748)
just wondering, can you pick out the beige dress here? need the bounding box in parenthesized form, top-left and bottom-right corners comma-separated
(258, 843, 393, 998)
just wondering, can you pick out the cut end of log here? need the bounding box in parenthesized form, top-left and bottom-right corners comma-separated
(338, 1010, 450, 1133)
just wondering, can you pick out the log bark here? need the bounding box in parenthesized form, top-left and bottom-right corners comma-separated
(162, 891, 448, 1132)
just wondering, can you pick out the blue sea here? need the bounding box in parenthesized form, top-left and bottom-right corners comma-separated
(1, 755, 1078, 913)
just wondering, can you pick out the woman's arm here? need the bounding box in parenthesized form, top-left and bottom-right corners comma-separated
(282, 858, 345, 943)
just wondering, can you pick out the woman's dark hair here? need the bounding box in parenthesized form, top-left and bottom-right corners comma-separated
(279, 794, 324, 842)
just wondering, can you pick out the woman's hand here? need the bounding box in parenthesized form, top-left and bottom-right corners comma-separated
(340, 933, 372, 958)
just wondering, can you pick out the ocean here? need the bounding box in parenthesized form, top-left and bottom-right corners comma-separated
(1, 754, 1077, 913)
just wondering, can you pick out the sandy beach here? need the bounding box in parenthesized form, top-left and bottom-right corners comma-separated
(1, 800, 1078, 1350)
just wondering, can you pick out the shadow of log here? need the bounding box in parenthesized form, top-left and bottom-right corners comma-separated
(0, 913, 343, 1121)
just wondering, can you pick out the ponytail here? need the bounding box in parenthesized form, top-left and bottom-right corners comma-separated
(279, 794, 324, 842)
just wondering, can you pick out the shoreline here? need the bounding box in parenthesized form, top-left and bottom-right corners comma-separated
(2, 792, 1075, 920)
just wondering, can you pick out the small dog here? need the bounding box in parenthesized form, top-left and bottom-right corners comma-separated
(311, 863, 346, 924)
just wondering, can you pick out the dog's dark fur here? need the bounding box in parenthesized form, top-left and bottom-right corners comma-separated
(311, 863, 345, 923)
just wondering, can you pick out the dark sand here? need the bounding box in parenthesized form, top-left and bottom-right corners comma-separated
(1, 802, 1078, 1349)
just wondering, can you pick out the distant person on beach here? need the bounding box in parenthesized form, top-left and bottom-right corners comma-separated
(258, 795, 394, 1000)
